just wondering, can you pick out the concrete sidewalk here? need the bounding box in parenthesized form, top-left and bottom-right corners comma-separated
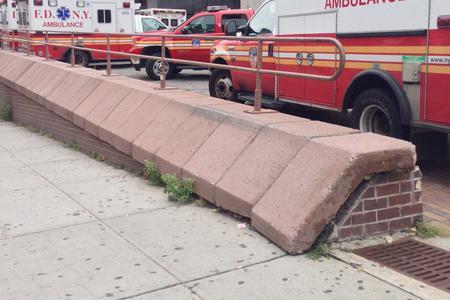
(0, 120, 422, 300)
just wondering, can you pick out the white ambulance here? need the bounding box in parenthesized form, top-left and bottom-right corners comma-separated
(136, 8, 187, 29)
(211, 0, 450, 141)
(14, 0, 167, 66)
(0, 0, 18, 48)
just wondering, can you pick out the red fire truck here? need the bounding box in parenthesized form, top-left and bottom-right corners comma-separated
(210, 0, 450, 139)
(130, 6, 254, 80)
(14, 0, 168, 66)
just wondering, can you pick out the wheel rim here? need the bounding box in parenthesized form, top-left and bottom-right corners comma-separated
(153, 60, 169, 76)
(75, 54, 87, 66)
(359, 104, 391, 135)
(215, 75, 234, 99)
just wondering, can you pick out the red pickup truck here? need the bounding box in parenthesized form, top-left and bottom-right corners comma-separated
(130, 6, 254, 80)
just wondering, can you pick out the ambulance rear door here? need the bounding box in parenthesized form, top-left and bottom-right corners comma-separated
(277, 6, 337, 105)
(92, 2, 117, 33)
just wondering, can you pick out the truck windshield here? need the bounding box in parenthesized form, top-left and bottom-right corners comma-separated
(248, 0, 276, 35)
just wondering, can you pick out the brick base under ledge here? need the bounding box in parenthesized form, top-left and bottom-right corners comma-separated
(329, 168, 423, 242)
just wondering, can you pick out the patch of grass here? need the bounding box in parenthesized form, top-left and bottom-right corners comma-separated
(143, 160, 163, 186)
(1, 102, 12, 121)
(161, 174, 194, 204)
(90, 152, 105, 162)
(65, 140, 81, 151)
(307, 242, 332, 261)
(415, 221, 445, 239)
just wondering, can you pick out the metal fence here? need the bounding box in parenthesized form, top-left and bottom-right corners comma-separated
(0, 29, 346, 113)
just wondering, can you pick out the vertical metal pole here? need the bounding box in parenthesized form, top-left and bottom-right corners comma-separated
(106, 34, 111, 76)
(253, 40, 263, 113)
(27, 30, 31, 56)
(70, 32, 75, 67)
(45, 31, 49, 60)
(11, 30, 15, 52)
(160, 36, 166, 89)
(1, 30, 4, 50)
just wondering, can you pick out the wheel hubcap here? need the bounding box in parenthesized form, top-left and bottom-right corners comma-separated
(153, 60, 169, 76)
(215, 76, 234, 99)
(359, 105, 390, 135)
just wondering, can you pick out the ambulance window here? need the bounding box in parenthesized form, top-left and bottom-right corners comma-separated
(185, 15, 215, 34)
(248, 0, 275, 35)
(97, 9, 112, 24)
(162, 18, 169, 26)
(141, 18, 166, 31)
(221, 14, 248, 31)
(171, 19, 178, 27)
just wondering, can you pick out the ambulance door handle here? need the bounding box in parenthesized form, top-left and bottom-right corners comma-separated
(268, 43, 274, 57)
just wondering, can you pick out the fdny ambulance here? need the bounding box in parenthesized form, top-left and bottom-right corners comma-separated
(0, 0, 18, 48)
(210, 0, 450, 139)
(136, 8, 187, 29)
(15, 0, 167, 66)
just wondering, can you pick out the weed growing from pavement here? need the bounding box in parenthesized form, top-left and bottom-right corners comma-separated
(65, 140, 81, 151)
(1, 102, 12, 121)
(415, 221, 445, 239)
(307, 242, 332, 260)
(161, 174, 194, 204)
(90, 152, 105, 162)
(143, 160, 163, 186)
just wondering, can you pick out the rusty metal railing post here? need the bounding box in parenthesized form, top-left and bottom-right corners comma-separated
(253, 40, 263, 113)
(106, 33, 111, 75)
(27, 30, 31, 56)
(45, 31, 49, 61)
(11, 30, 15, 52)
(160, 36, 166, 89)
(70, 32, 75, 67)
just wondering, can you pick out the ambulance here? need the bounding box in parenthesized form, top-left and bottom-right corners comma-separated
(210, 0, 450, 139)
(136, 8, 187, 29)
(0, 0, 18, 48)
(15, 0, 168, 66)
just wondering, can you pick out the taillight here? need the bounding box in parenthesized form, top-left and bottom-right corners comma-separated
(123, 2, 130, 8)
(34, 0, 43, 6)
(438, 15, 450, 28)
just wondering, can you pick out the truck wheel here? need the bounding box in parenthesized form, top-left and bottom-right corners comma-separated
(209, 69, 237, 101)
(145, 53, 174, 81)
(65, 51, 90, 67)
(352, 88, 405, 138)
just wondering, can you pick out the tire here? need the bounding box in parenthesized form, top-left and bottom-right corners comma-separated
(351, 88, 407, 139)
(65, 50, 90, 67)
(144, 52, 174, 81)
(209, 69, 237, 101)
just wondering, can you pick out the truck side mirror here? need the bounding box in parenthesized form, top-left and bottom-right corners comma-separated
(237, 24, 248, 36)
(224, 20, 237, 36)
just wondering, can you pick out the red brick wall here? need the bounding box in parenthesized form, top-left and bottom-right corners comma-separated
(0, 82, 11, 107)
(334, 168, 423, 241)
(9, 89, 143, 173)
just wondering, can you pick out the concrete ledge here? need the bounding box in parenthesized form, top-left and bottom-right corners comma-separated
(0, 51, 419, 254)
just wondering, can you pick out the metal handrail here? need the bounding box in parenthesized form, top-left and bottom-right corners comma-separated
(0, 29, 346, 113)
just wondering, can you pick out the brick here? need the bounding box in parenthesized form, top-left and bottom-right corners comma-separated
(389, 217, 413, 231)
(365, 222, 389, 234)
(353, 202, 363, 212)
(389, 194, 411, 206)
(352, 211, 376, 225)
(378, 207, 400, 220)
(401, 204, 423, 216)
(388, 172, 411, 182)
(361, 187, 375, 199)
(339, 226, 364, 240)
(376, 183, 400, 197)
(363, 198, 387, 211)
(400, 182, 412, 193)
(342, 217, 352, 226)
